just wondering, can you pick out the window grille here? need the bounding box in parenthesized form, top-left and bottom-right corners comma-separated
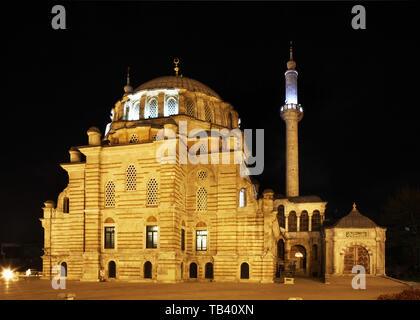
(130, 102, 140, 120)
(186, 98, 195, 117)
(145, 98, 158, 119)
(181, 229, 185, 251)
(197, 187, 207, 211)
(199, 143, 207, 154)
(147, 179, 158, 205)
(197, 170, 207, 180)
(126, 165, 136, 191)
(165, 97, 178, 116)
(105, 181, 115, 207)
(129, 134, 138, 144)
(204, 102, 212, 122)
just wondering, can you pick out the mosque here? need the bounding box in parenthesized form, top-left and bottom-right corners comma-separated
(40, 45, 386, 282)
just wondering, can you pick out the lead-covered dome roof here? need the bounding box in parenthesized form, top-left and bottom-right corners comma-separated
(134, 76, 221, 99)
(333, 203, 378, 228)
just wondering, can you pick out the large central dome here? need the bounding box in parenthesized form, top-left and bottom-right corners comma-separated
(134, 76, 221, 99)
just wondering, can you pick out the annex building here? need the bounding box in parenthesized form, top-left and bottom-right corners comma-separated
(40, 46, 386, 282)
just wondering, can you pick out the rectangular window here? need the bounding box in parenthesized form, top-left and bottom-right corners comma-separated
(196, 230, 208, 251)
(104, 227, 115, 249)
(146, 226, 158, 248)
(181, 229, 185, 251)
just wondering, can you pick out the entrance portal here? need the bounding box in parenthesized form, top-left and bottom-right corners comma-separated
(290, 245, 307, 275)
(343, 245, 370, 274)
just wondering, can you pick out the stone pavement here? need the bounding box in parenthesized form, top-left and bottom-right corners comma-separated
(0, 276, 415, 300)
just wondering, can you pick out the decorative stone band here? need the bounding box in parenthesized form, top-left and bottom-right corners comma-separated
(346, 231, 368, 238)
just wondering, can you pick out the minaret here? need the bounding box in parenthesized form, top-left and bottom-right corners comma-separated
(280, 41, 304, 197)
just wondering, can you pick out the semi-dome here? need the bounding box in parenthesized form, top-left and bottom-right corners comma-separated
(134, 75, 221, 99)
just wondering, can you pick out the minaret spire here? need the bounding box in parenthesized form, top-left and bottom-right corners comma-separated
(289, 41, 293, 60)
(123, 66, 133, 94)
(126, 66, 131, 86)
(280, 41, 303, 198)
(287, 41, 297, 70)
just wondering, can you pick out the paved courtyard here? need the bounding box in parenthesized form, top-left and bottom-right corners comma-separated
(0, 276, 417, 300)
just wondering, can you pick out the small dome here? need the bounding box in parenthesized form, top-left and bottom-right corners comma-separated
(134, 76, 221, 99)
(87, 126, 101, 134)
(124, 84, 133, 94)
(333, 203, 378, 228)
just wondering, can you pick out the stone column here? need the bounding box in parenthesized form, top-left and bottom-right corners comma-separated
(285, 213, 289, 232)
(178, 93, 186, 115)
(308, 212, 313, 231)
(139, 95, 146, 119)
(296, 212, 301, 232)
(158, 92, 165, 117)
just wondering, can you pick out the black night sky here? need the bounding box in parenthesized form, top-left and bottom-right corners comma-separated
(2, 1, 419, 245)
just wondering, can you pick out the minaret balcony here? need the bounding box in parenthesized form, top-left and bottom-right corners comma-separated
(280, 103, 303, 114)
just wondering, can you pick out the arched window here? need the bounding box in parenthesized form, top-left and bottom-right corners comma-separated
(165, 96, 178, 116)
(239, 188, 246, 207)
(204, 101, 212, 122)
(196, 230, 207, 251)
(145, 97, 158, 119)
(227, 112, 232, 128)
(277, 205, 285, 228)
(205, 262, 214, 279)
(300, 211, 309, 232)
(186, 98, 195, 117)
(240, 262, 249, 279)
(129, 134, 138, 144)
(288, 211, 297, 232)
(147, 178, 158, 205)
(197, 187, 207, 211)
(63, 197, 69, 213)
(129, 102, 140, 120)
(60, 262, 67, 277)
(123, 102, 130, 120)
(126, 165, 136, 191)
(105, 181, 115, 207)
(277, 239, 285, 260)
(189, 263, 198, 278)
(312, 244, 318, 261)
(312, 211, 321, 231)
(144, 261, 152, 278)
(108, 261, 116, 278)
